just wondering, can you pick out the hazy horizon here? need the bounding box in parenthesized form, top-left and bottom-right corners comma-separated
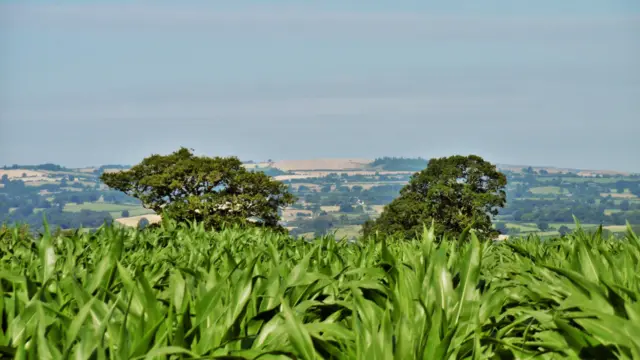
(1, 1, 639, 172)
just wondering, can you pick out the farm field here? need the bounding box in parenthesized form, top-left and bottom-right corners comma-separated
(601, 192, 637, 199)
(501, 222, 626, 234)
(605, 209, 623, 215)
(63, 202, 152, 218)
(1, 221, 639, 359)
(0, 169, 48, 179)
(3, 158, 640, 241)
(529, 186, 562, 194)
(320, 205, 340, 212)
(603, 225, 630, 232)
(332, 224, 362, 239)
(272, 158, 371, 171)
(114, 213, 162, 227)
(280, 209, 312, 221)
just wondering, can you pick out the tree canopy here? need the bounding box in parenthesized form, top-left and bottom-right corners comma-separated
(362, 155, 507, 240)
(100, 148, 295, 231)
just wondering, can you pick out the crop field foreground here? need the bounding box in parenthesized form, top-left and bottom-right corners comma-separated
(1, 221, 640, 359)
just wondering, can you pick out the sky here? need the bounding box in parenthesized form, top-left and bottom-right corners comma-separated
(1, 1, 639, 172)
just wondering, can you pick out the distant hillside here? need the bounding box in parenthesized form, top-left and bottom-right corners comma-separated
(2, 163, 69, 172)
(497, 164, 631, 176)
(369, 157, 428, 171)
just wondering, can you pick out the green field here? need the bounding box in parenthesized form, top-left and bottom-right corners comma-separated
(63, 202, 153, 218)
(529, 186, 562, 194)
(553, 177, 631, 183)
(1, 221, 639, 359)
(331, 225, 362, 239)
(504, 222, 538, 232)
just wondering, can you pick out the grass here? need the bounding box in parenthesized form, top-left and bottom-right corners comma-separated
(601, 192, 637, 199)
(62, 202, 154, 219)
(504, 222, 539, 232)
(529, 186, 562, 194)
(556, 177, 626, 183)
(549, 222, 600, 230)
(331, 225, 361, 239)
(1, 219, 640, 359)
(603, 225, 630, 232)
(62, 202, 151, 217)
(504, 222, 628, 236)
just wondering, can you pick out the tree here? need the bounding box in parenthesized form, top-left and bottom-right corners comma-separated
(558, 225, 570, 236)
(121, 209, 130, 217)
(1, 174, 8, 184)
(310, 204, 322, 215)
(311, 215, 334, 237)
(362, 155, 507, 240)
(537, 222, 550, 231)
(620, 200, 630, 211)
(100, 148, 296, 232)
(339, 203, 354, 213)
(138, 217, 150, 230)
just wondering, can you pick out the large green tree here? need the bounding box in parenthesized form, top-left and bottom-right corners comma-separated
(101, 148, 295, 231)
(362, 155, 507, 240)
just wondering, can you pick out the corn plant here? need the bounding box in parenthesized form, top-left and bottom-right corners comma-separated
(0, 219, 638, 359)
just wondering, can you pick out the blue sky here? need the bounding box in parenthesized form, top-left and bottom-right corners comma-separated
(1, 1, 639, 171)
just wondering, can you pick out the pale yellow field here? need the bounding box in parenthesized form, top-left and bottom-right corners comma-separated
(578, 170, 630, 176)
(0, 169, 48, 179)
(272, 159, 372, 171)
(320, 206, 340, 212)
(281, 209, 312, 221)
(371, 205, 386, 214)
(115, 214, 162, 227)
(24, 179, 59, 186)
(603, 225, 631, 232)
(600, 193, 637, 199)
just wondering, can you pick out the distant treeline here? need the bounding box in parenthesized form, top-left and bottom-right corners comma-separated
(251, 167, 288, 177)
(370, 157, 428, 171)
(501, 199, 640, 225)
(2, 163, 69, 172)
(93, 165, 131, 175)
